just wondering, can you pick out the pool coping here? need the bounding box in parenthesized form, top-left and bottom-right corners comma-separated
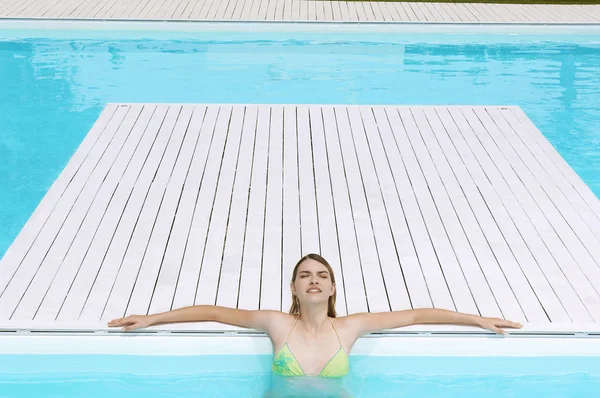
(2, 334, 600, 356)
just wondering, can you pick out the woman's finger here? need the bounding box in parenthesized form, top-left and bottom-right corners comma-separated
(498, 319, 522, 329)
(486, 324, 505, 335)
(123, 324, 139, 332)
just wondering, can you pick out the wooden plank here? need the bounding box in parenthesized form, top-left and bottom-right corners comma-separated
(255, 0, 268, 19)
(152, 106, 229, 309)
(40, 105, 160, 321)
(199, 0, 220, 19)
(333, 107, 390, 313)
(457, 108, 600, 322)
(238, 0, 254, 19)
(345, 0, 358, 21)
(236, 106, 270, 310)
(499, 109, 600, 243)
(348, 107, 415, 310)
(0, 106, 129, 319)
(366, 107, 456, 311)
(0, 0, 25, 15)
(280, 106, 302, 311)
(337, 0, 349, 21)
(260, 106, 284, 311)
(409, 107, 543, 322)
(382, 1, 401, 21)
(352, 1, 367, 20)
(122, 0, 151, 18)
(509, 108, 600, 229)
(307, 0, 316, 20)
(228, 0, 245, 19)
(103, 0, 130, 18)
(96, 106, 193, 321)
(187, 0, 210, 19)
(320, 107, 368, 313)
(13, 105, 153, 321)
(421, 1, 444, 22)
(369, 2, 385, 21)
(71, 106, 181, 321)
(463, 3, 491, 22)
(215, 106, 259, 309)
(361, 2, 377, 21)
(408, 2, 429, 21)
(441, 107, 597, 323)
(247, 0, 261, 19)
(122, 107, 209, 316)
(0, 105, 117, 301)
(474, 108, 600, 291)
(442, 2, 466, 22)
(323, 0, 334, 21)
(95, 0, 123, 18)
(37, 106, 167, 321)
(290, 0, 300, 20)
(273, 0, 284, 20)
(7, 104, 142, 321)
(297, 106, 320, 255)
(430, 2, 451, 22)
(24, 0, 61, 18)
(212, 0, 232, 19)
(194, 107, 245, 306)
(308, 106, 347, 315)
(161, 0, 184, 18)
(133, 0, 159, 18)
(53, 105, 170, 321)
(172, 0, 194, 18)
(282, 0, 292, 20)
(419, 107, 565, 323)
(4, 0, 38, 16)
(156, 0, 181, 18)
(386, 107, 505, 317)
(397, 2, 417, 21)
(298, 0, 307, 20)
(134, 106, 211, 315)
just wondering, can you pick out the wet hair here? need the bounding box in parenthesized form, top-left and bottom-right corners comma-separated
(289, 253, 337, 318)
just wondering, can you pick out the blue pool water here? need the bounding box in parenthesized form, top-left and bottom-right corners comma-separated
(1, 354, 600, 397)
(1, 29, 600, 259)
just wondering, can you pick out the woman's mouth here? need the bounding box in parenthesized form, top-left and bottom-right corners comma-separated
(307, 288, 321, 293)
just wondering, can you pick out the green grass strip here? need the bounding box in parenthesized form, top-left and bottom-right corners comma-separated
(348, 0, 600, 4)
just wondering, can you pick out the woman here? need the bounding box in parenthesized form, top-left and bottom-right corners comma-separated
(109, 253, 522, 378)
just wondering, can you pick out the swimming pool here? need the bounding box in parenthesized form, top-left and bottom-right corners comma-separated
(2, 352, 600, 397)
(1, 333, 600, 397)
(0, 22, 600, 262)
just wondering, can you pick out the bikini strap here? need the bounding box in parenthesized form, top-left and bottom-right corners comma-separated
(329, 318, 343, 346)
(285, 315, 300, 342)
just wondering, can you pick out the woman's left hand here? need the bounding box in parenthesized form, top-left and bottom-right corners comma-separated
(478, 317, 523, 334)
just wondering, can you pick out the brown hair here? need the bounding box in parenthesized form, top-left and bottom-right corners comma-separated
(289, 253, 337, 318)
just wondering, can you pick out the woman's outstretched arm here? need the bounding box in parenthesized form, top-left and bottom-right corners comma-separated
(108, 305, 285, 332)
(344, 308, 522, 337)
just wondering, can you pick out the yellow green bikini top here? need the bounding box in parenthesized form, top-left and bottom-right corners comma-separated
(272, 316, 349, 378)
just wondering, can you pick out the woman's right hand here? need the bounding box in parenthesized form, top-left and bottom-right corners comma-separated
(108, 314, 156, 331)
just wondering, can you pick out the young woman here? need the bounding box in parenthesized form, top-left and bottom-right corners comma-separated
(109, 253, 521, 378)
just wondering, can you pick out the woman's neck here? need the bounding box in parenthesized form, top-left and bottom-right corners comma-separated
(298, 304, 330, 335)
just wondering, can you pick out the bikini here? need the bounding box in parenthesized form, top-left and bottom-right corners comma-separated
(272, 316, 349, 378)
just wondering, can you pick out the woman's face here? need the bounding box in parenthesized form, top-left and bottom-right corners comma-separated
(291, 259, 335, 305)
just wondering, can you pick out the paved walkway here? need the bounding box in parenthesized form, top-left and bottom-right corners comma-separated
(1, 0, 600, 23)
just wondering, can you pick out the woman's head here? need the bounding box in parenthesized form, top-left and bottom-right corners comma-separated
(289, 254, 337, 317)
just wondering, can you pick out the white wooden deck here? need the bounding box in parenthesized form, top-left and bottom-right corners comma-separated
(0, 0, 600, 23)
(1, 104, 600, 335)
